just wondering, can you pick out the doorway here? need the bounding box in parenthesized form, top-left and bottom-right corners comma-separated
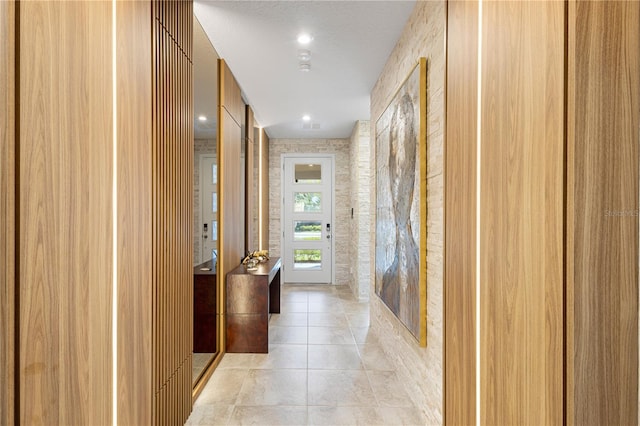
(199, 154, 218, 263)
(281, 155, 335, 283)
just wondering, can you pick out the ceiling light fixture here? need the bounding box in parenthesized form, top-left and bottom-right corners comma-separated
(299, 63, 311, 72)
(198, 115, 207, 122)
(298, 49, 311, 61)
(302, 115, 311, 122)
(297, 33, 313, 45)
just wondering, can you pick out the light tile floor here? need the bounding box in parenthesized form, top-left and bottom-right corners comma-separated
(187, 284, 426, 425)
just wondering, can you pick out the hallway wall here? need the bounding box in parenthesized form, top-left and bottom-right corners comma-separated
(349, 121, 371, 300)
(368, 1, 445, 423)
(268, 138, 351, 285)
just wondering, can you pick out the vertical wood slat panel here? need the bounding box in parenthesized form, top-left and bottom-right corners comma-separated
(152, 1, 193, 424)
(567, 1, 639, 424)
(0, 1, 16, 424)
(217, 58, 244, 355)
(480, 1, 564, 424)
(260, 130, 270, 250)
(444, 1, 477, 424)
(19, 1, 113, 424)
(245, 106, 255, 251)
(116, 1, 154, 425)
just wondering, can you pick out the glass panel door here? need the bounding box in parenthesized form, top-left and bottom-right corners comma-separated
(283, 156, 333, 283)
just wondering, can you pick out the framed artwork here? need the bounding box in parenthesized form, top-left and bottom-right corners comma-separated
(375, 58, 427, 346)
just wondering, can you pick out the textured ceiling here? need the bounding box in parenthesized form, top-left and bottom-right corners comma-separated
(194, 1, 416, 139)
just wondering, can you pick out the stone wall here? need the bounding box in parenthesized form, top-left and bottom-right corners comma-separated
(268, 138, 351, 285)
(349, 121, 371, 300)
(368, 1, 445, 423)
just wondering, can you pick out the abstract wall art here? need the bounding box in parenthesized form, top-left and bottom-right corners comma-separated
(375, 58, 427, 346)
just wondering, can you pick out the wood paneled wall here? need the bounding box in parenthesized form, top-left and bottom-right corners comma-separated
(116, 1, 153, 425)
(2, 1, 194, 424)
(259, 129, 270, 251)
(444, 1, 477, 425)
(566, 1, 639, 424)
(152, 1, 193, 424)
(18, 1, 114, 424)
(480, 2, 565, 424)
(445, 1, 639, 423)
(218, 59, 245, 351)
(0, 1, 16, 424)
(246, 106, 255, 251)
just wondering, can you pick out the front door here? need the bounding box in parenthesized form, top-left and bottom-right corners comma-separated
(200, 155, 218, 263)
(282, 155, 334, 283)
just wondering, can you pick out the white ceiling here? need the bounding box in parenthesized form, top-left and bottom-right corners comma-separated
(194, 1, 416, 139)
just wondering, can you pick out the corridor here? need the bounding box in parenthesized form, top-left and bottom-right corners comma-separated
(187, 285, 426, 425)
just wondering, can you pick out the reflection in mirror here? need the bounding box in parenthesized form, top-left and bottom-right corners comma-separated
(192, 15, 220, 387)
(294, 163, 321, 183)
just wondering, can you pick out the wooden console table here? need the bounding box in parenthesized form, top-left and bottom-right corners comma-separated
(225, 257, 281, 353)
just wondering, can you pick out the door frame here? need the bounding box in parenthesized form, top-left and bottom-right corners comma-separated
(280, 153, 336, 284)
(199, 154, 217, 264)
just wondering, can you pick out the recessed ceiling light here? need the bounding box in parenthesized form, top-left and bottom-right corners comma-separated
(302, 115, 311, 122)
(298, 49, 311, 61)
(299, 63, 311, 72)
(198, 115, 207, 122)
(297, 33, 313, 45)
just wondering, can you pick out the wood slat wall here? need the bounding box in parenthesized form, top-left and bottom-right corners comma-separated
(246, 106, 255, 252)
(259, 130, 270, 251)
(152, 1, 193, 424)
(0, 1, 16, 424)
(18, 1, 114, 424)
(116, 1, 154, 425)
(480, 1, 564, 424)
(443, 1, 477, 424)
(218, 59, 244, 352)
(566, 1, 639, 424)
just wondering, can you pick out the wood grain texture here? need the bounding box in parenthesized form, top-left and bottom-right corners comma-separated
(480, 1, 564, 424)
(444, 1, 477, 424)
(567, 1, 639, 424)
(19, 1, 113, 424)
(245, 105, 255, 251)
(0, 1, 16, 424)
(116, 1, 154, 425)
(152, 1, 193, 423)
(259, 129, 270, 250)
(218, 59, 245, 353)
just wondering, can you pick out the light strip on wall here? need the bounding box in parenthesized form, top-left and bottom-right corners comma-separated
(258, 128, 263, 249)
(476, 0, 483, 424)
(111, 0, 118, 424)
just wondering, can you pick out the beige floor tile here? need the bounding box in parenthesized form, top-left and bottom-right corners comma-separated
(358, 343, 396, 371)
(269, 312, 308, 326)
(367, 371, 414, 407)
(236, 369, 307, 406)
(308, 326, 356, 345)
(228, 406, 308, 426)
(341, 300, 370, 315)
(269, 325, 308, 344)
(308, 312, 349, 327)
(186, 405, 234, 425)
(218, 353, 257, 369)
(308, 344, 363, 369)
(350, 327, 379, 344)
(308, 300, 345, 313)
(308, 370, 376, 406)
(308, 406, 384, 425)
(194, 369, 249, 406)
(251, 344, 307, 369)
(346, 312, 370, 327)
(375, 406, 428, 425)
(281, 301, 308, 313)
